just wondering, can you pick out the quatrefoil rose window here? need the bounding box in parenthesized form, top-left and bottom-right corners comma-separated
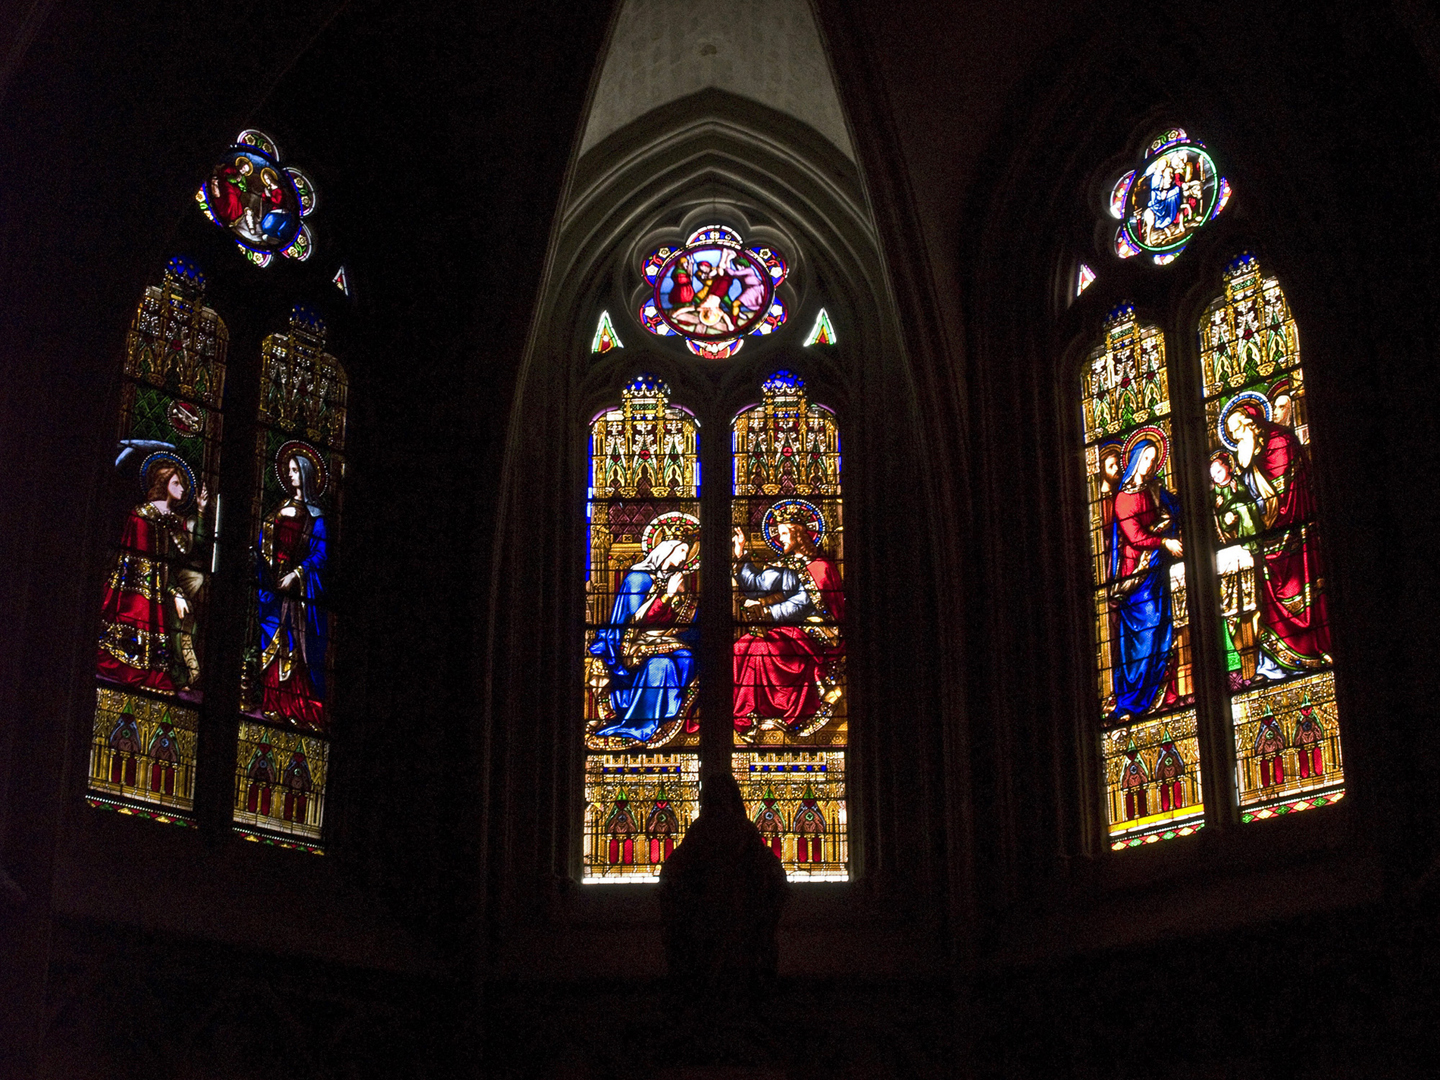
(638, 225, 788, 359)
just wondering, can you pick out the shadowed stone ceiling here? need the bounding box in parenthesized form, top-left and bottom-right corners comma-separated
(578, 0, 855, 161)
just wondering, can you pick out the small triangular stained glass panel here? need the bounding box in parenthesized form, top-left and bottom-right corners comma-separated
(592, 310, 622, 354)
(332, 266, 350, 296)
(803, 308, 836, 347)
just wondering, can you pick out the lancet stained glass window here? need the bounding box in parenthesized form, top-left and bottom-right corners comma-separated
(731, 371, 847, 879)
(1200, 255, 1344, 820)
(88, 258, 227, 823)
(1081, 305, 1205, 849)
(583, 375, 701, 880)
(234, 305, 347, 852)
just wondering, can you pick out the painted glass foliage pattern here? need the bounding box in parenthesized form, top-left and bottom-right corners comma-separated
(583, 376, 700, 880)
(1200, 255, 1343, 820)
(732, 372, 847, 879)
(1082, 306, 1205, 849)
(197, 129, 316, 268)
(88, 258, 227, 821)
(1109, 128, 1231, 266)
(234, 305, 347, 850)
(639, 225, 788, 360)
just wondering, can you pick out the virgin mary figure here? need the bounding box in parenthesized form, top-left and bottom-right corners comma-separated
(255, 447, 329, 731)
(588, 537, 699, 743)
(1107, 435, 1184, 722)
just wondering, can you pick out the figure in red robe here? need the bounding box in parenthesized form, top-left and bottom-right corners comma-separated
(1106, 438, 1184, 720)
(208, 157, 252, 227)
(255, 452, 329, 730)
(1224, 399, 1331, 676)
(731, 511, 844, 738)
(97, 459, 207, 693)
(1095, 442, 1124, 692)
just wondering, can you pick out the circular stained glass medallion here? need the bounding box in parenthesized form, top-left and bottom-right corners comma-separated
(1119, 139, 1222, 254)
(202, 138, 306, 254)
(653, 243, 774, 339)
(638, 225, 789, 358)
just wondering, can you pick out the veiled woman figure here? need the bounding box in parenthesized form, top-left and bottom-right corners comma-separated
(97, 455, 208, 693)
(256, 450, 329, 730)
(588, 537, 699, 743)
(1107, 436, 1184, 721)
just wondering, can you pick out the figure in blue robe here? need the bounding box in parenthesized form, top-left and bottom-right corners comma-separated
(589, 539, 698, 743)
(1142, 157, 1185, 245)
(1107, 439, 1183, 722)
(255, 452, 329, 730)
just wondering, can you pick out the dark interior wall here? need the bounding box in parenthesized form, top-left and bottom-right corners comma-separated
(0, 1, 609, 1076)
(823, 0, 1440, 1075)
(1, 0, 1437, 1077)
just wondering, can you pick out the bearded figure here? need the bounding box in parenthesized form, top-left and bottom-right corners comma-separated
(1224, 399, 1332, 677)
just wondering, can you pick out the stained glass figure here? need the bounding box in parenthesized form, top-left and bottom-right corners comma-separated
(638, 225, 788, 359)
(234, 305, 347, 846)
(88, 258, 227, 819)
(592, 310, 623, 354)
(1081, 305, 1205, 848)
(1199, 254, 1344, 818)
(731, 371, 847, 879)
(803, 308, 836, 346)
(1076, 264, 1097, 297)
(197, 130, 316, 267)
(583, 376, 701, 880)
(1108, 129, 1230, 264)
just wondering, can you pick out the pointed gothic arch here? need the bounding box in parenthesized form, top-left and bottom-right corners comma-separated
(482, 0, 958, 970)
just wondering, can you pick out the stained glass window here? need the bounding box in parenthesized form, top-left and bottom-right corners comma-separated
(1076, 264, 1097, 297)
(197, 129, 316, 268)
(1108, 129, 1231, 266)
(234, 305, 347, 852)
(88, 258, 227, 824)
(1081, 305, 1205, 849)
(1199, 255, 1344, 821)
(592, 310, 622, 354)
(638, 225, 788, 359)
(583, 375, 701, 880)
(803, 308, 836, 347)
(731, 371, 847, 879)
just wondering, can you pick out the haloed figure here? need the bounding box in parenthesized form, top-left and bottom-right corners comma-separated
(97, 457, 208, 693)
(1107, 439, 1183, 721)
(1225, 401, 1331, 677)
(256, 452, 329, 730)
(588, 536, 700, 742)
(732, 510, 845, 735)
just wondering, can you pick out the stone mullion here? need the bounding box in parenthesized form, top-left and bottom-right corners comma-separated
(1167, 314, 1240, 833)
(697, 404, 733, 784)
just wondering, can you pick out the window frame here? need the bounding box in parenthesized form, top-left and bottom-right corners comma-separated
(1062, 234, 1354, 863)
(574, 347, 854, 885)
